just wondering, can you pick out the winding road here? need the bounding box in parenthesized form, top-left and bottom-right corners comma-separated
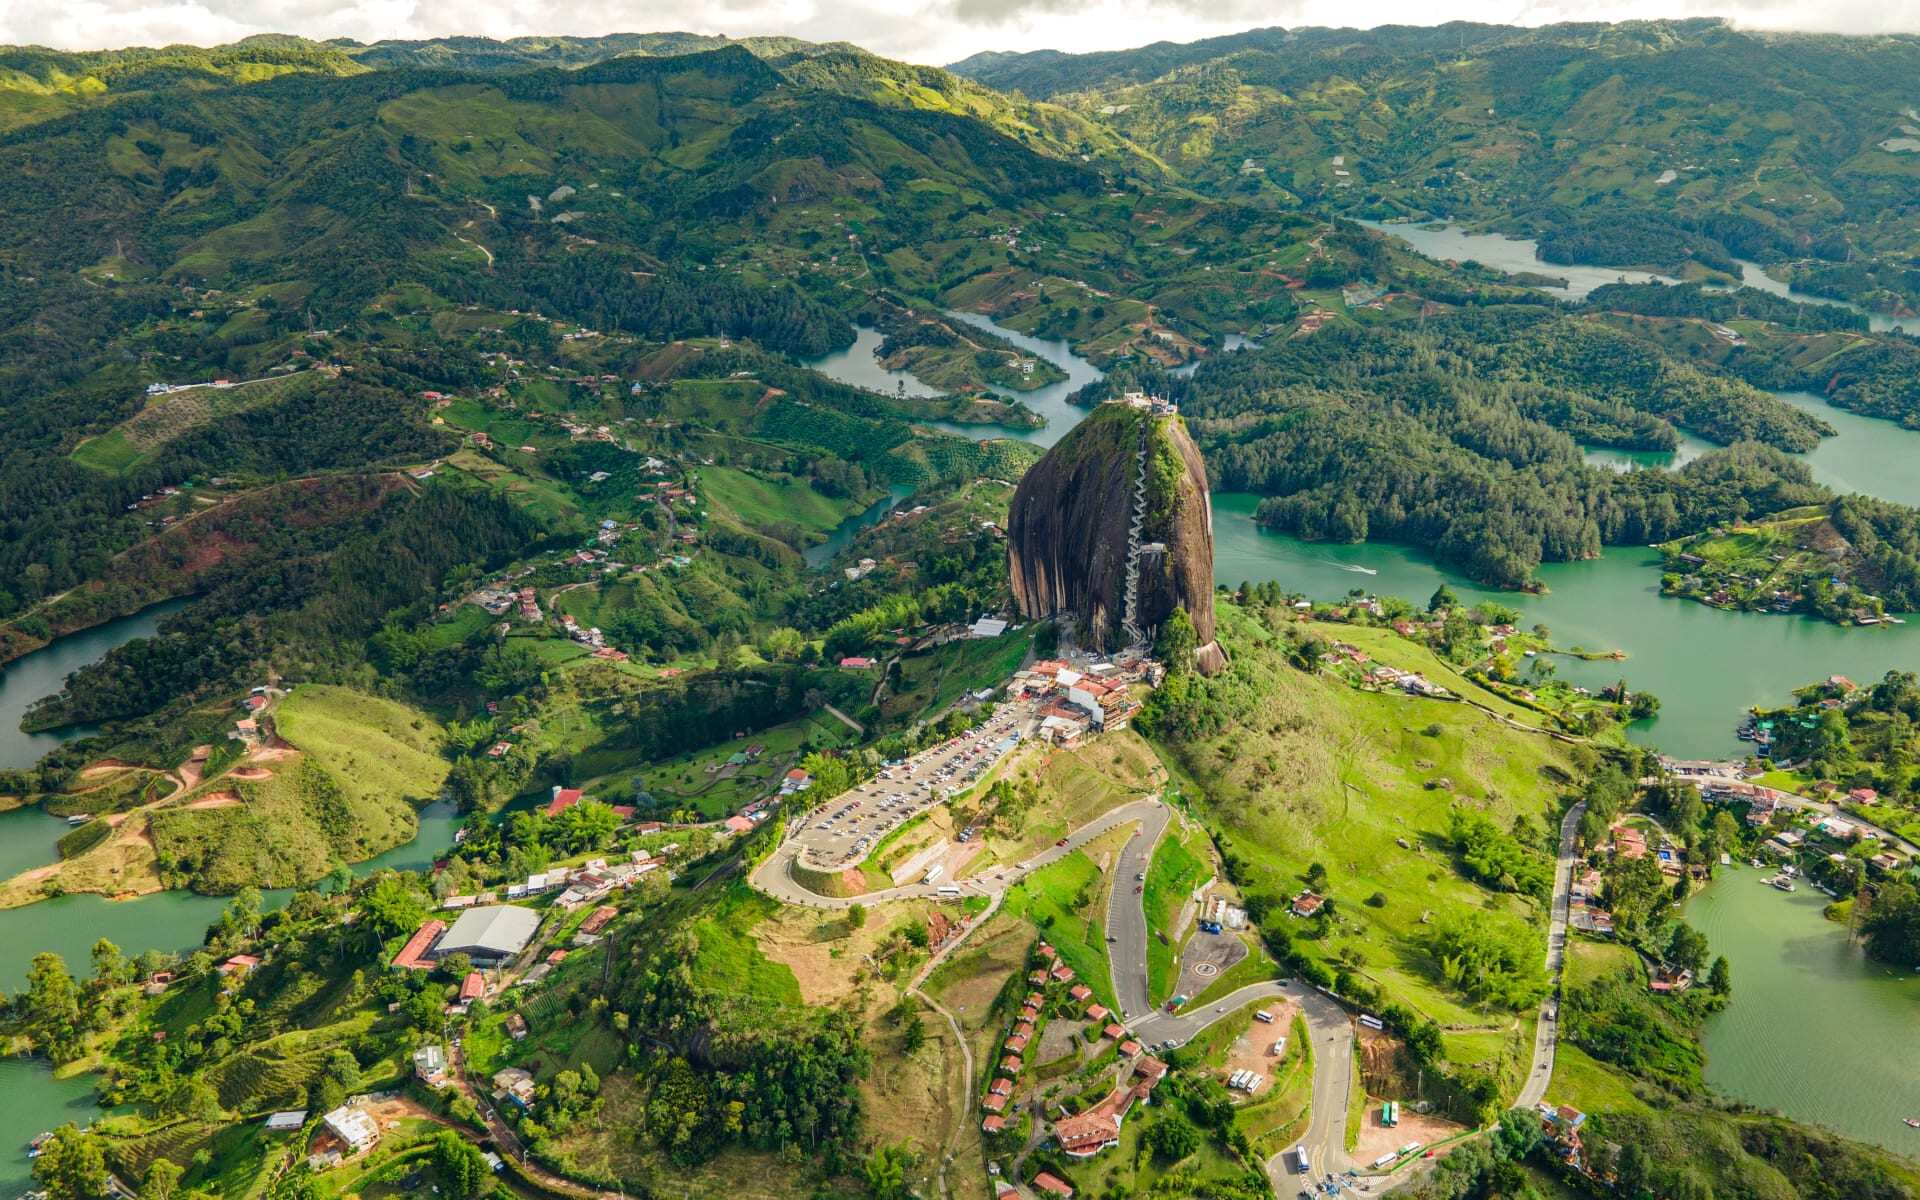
(750, 782, 1589, 1198)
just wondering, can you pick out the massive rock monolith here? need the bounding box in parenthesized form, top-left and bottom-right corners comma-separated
(1006, 401, 1225, 673)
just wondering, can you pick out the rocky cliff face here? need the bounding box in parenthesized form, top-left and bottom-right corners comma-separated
(1007, 403, 1224, 673)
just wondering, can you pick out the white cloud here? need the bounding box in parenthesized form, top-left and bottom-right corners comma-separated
(0, 0, 1914, 65)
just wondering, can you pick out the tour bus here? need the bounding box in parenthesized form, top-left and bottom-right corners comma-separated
(936, 885, 962, 897)
(923, 864, 943, 885)
(1358, 1013, 1385, 1031)
(1287, 1147, 1311, 1174)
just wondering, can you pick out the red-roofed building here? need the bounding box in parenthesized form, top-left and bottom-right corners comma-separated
(1068, 984, 1092, 1002)
(1055, 1105, 1123, 1157)
(218, 954, 261, 975)
(1028, 970, 1049, 986)
(982, 1092, 1008, 1114)
(1014, 1020, 1035, 1038)
(1004, 1034, 1029, 1053)
(1102, 1023, 1126, 1040)
(1032, 1172, 1075, 1197)
(460, 972, 485, 1002)
(546, 786, 585, 817)
(1049, 963, 1075, 983)
(989, 1078, 1013, 1097)
(1025, 991, 1044, 1007)
(1613, 826, 1648, 859)
(392, 921, 447, 971)
(1085, 1004, 1109, 1022)
(1036, 943, 1057, 960)
(839, 656, 876, 669)
(982, 1114, 1009, 1134)
(1290, 891, 1325, 918)
(1118, 1039, 1142, 1057)
(579, 905, 618, 936)
(1135, 1057, 1168, 1087)
(725, 815, 754, 835)
(999, 1054, 1022, 1074)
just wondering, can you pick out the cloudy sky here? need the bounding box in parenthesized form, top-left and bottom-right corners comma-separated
(4, 0, 1915, 65)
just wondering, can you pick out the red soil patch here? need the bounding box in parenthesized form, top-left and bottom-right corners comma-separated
(186, 791, 242, 810)
(228, 767, 273, 781)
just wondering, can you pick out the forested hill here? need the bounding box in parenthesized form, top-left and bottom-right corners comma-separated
(950, 20, 1920, 314)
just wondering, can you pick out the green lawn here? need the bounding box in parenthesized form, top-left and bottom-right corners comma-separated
(1546, 1043, 1653, 1117)
(697, 466, 870, 537)
(687, 884, 803, 1005)
(1143, 827, 1209, 1004)
(1167, 603, 1580, 1029)
(879, 628, 1037, 725)
(275, 684, 450, 808)
(1000, 841, 1118, 1011)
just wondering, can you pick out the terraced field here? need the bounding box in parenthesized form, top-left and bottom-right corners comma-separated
(71, 372, 319, 473)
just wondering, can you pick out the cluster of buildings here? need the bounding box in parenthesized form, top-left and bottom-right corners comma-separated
(392, 905, 542, 971)
(1050, 1053, 1170, 1158)
(1110, 389, 1179, 417)
(1363, 664, 1451, 699)
(1570, 867, 1614, 936)
(984, 941, 1169, 1162)
(1009, 660, 1142, 748)
(1671, 760, 1911, 875)
(1535, 1102, 1609, 1181)
(439, 851, 667, 914)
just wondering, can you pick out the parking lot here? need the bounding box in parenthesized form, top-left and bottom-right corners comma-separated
(788, 698, 1038, 872)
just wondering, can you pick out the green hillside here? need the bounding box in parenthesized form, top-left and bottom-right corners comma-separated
(953, 21, 1920, 314)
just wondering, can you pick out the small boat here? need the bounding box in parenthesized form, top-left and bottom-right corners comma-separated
(1341, 565, 1378, 576)
(1905, 1118, 1920, 1129)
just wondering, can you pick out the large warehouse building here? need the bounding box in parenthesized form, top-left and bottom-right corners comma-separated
(430, 905, 541, 965)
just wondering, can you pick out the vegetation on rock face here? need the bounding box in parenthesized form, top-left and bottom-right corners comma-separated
(1007, 405, 1219, 652)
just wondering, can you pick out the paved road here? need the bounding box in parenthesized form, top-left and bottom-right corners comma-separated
(1104, 801, 1173, 1022)
(752, 786, 1369, 1198)
(1667, 762, 1920, 858)
(1517, 800, 1585, 1111)
(749, 797, 1167, 910)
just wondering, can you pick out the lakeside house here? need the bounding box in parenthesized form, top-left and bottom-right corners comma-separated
(1611, 826, 1648, 859)
(1290, 891, 1325, 918)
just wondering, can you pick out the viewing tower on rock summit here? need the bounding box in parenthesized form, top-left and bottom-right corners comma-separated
(1005, 395, 1225, 674)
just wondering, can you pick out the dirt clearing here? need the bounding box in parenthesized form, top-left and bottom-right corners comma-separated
(1352, 1103, 1468, 1169)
